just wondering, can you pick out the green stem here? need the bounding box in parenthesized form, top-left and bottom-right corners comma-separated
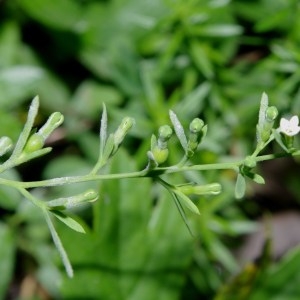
(1, 150, 299, 190)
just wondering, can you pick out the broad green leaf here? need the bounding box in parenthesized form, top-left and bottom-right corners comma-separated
(235, 173, 246, 199)
(51, 210, 86, 234)
(0, 223, 15, 300)
(169, 110, 188, 151)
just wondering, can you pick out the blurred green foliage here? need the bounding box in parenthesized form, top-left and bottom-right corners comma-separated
(1, 0, 300, 299)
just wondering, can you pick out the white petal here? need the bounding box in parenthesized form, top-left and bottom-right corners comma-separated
(290, 116, 299, 126)
(280, 118, 288, 128)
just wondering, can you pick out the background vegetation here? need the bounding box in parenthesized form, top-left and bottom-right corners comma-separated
(1, 0, 300, 299)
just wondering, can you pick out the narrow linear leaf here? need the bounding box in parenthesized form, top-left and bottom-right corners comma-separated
(43, 210, 73, 278)
(235, 173, 246, 199)
(258, 92, 268, 128)
(99, 103, 108, 158)
(170, 192, 194, 236)
(169, 110, 188, 151)
(173, 190, 200, 215)
(51, 210, 86, 233)
(11, 96, 39, 159)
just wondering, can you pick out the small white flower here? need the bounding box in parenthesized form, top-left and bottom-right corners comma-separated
(279, 116, 300, 136)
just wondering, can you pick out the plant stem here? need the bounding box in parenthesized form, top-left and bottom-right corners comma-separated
(1, 150, 299, 190)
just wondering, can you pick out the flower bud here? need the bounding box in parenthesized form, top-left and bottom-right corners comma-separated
(113, 117, 135, 148)
(47, 189, 98, 209)
(152, 147, 169, 164)
(38, 112, 64, 139)
(23, 134, 44, 153)
(0, 136, 13, 156)
(189, 118, 204, 133)
(158, 125, 173, 142)
(265, 106, 278, 122)
(187, 119, 207, 156)
(178, 182, 222, 196)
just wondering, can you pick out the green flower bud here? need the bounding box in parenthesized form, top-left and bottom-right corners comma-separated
(38, 112, 64, 139)
(189, 118, 204, 133)
(47, 189, 98, 209)
(158, 125, 173, 142)
(23, 134, 44, 153)
(187, 119, 207, 157)
(114, 117, 135, 148)
(0, 136, 13, 156)
(178, 183, 222, 196)
(152, 147, 169, 165)
(265, 106, 278, 122)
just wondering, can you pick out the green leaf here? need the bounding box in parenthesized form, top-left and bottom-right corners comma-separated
(252, 173, 265, 185)
(51, 210, 86, 233)
(169, 110, 188, 151)
(43, 210, 73, 278)
(173, 190, 200, 215)
(170, 191, 194, 236)
(190, 41, 214, 79)
(198, 24, 243, 37)
(257, 92, 269, 143)
(0, 223, 15, 300)
(99, 103, 108, 159)
(235, 173, 246, 199)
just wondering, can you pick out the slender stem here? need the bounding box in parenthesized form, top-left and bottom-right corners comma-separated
(1, 150, 299, 190)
